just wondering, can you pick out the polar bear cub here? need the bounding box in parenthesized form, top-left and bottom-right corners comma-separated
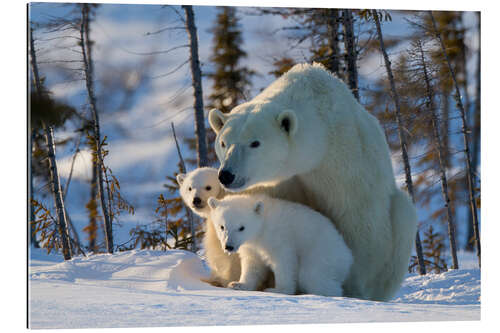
(208, 194, 353, 296)
(177, 167, 241, 287)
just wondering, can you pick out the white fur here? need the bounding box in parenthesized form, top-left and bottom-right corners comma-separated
(209, 63, 417, 301)
(177, 168, 240, 287)
(208, 194, 353, 296)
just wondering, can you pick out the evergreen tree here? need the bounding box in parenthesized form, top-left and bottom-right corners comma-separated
(185, 6, 255, 167)
(208, 6, 254, 114)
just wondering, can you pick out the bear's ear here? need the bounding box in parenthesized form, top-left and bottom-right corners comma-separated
(277, 109, 298, 136)
(254, 201, 264, 215)
(207, 197, 219, 210)
(176, 173, 186, 185)
(209, 109, 228, 134)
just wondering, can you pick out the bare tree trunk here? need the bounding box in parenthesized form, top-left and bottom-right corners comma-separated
(441, 92, 451, 167)
(327, 9, 341, 78)
(62, 127, 85, 255)
(343, 9, 359, 100)
(29, 129, 40, 248)
(466, 12, 481, 252)
(66, 214, 86, 256)
(429, 11, 480, 267)
(80, 4, 113, 253)
(88, 161, 98, 253)
(44, 126, 73, 260)
(183, 5, 208, 168)
(417, 40, 459, 269)
(171, 122, 197, 252)
(63, 128, 83, 200)
(30, 26, 72, 260)
(373, 10, 426, 275)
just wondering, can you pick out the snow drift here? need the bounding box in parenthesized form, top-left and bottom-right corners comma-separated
(28, 248, 480, 329)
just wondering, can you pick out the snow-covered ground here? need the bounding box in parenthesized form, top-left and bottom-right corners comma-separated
(28, 247, 480, 329)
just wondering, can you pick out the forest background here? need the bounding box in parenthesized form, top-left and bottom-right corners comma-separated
(2, 0, 500, 330)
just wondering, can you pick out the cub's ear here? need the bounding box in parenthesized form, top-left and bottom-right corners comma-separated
(209, 109, 228, 134)
(254, 201, 264, 215)
(176, 173, 186, 185)
(277, 109, 298, 136)
(207, 197, 219, 210)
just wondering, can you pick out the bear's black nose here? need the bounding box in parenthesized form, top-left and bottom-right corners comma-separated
(219, 169, 235, 186)
(192, 197, 202, 207)
(225, 245, 234, 252)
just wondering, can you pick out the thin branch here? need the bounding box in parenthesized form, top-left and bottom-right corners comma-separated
(171, 122, 197, 253)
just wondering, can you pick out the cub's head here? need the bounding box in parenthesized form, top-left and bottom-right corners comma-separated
(209, 105, 327, 192)
(176, 167, 224, 218)
(207, 196, 264, 254)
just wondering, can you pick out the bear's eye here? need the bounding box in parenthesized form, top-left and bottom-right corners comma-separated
(238, 226, 245, 232)
(220, 225, 224, 231)
(188, 187, 192, 191)
(250, 141, 260, 148)
(205, 186, 212, 191)
(221, 141, 226, 148)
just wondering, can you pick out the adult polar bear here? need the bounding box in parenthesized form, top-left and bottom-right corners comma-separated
(208, 63, 417, 301)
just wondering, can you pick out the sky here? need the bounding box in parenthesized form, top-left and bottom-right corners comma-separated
(28, 2, 480, 253)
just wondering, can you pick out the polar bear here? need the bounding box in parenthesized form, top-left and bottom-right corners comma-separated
(207, 194, 353, 296)
(208, 63, 417, 301)
(177, 168, 273, 289)
(177, 168, 240, 287)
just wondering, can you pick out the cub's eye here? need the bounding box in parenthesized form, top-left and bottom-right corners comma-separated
(250, 141, 260, 148)
(238, 226, 245, 232)
(188, 187, 192, 191)
(205, 186, 212, 191)
(220, 225, 224, 231)
(221, 141, 226, 148)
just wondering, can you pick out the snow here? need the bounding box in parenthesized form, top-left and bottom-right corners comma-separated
(28, 248, 480, 329)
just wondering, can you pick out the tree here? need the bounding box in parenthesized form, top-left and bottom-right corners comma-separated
(84, 162, 99, 253)
(29, 25, 72, 260)
(372, 10, 426, 275)
(208, 6, 254, 114)
(412, 38, 459, 269)
(182, 5, 209, 168)
(342, 9, 359, 100)
(466, 12, 481, 252)
(429, 11, 480, 267)
(172, 122, 198, 252)
(187, 6, 256, 166)
(79, 3, 113, 253)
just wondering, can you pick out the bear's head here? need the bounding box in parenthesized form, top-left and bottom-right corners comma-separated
(207, 195, 264, 253)
(176, 167, 224, 218)
(209, 104, 327, 192)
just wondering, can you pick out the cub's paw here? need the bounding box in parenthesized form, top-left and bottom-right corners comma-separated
(228, 281, 252, 290)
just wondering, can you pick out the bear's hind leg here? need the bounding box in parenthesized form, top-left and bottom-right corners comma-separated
(373, 189, 417, 300)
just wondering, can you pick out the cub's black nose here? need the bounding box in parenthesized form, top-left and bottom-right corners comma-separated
(219, 169, 235, 186)
(193, 197, 202, 207)
(225, 245, 234, 252)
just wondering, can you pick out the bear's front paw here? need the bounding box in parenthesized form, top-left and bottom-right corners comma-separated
(228, 281, 252, 290)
